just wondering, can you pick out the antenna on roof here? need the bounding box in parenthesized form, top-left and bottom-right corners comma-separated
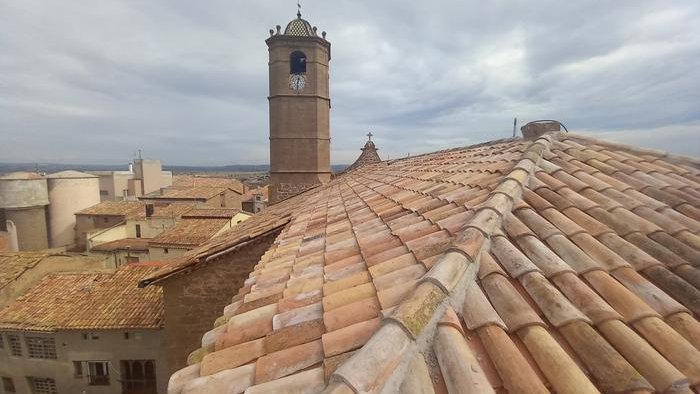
(138, 149, 143, 160)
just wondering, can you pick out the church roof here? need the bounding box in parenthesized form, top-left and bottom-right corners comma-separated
(284, 13, 316, 37)
(344, 134, 383, 172)
(163, 132, 700, 394)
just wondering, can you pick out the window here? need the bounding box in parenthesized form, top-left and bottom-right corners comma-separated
(73, 361, 83, 377)
(26, 336, 56, 359)
(135, 224, 141, 238)
(27, 377, 56, 394)
(7, 334, 21, 356)
(121, 360, 157, 394)
(86, 361, 110, 385)
(99, 190, 108, 196)
(82, 332, 99, 340)
(126, 256, 140, 264)
(0, 333, 4, 349)
(2, 377, 15, 393)
(290, 51, 307, 74)
(163, 248, 169, 254)
(103, 217, 109, 223)
(124, 332, 130, 340)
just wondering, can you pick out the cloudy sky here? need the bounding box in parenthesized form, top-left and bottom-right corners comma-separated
(1, 0, 698, 165)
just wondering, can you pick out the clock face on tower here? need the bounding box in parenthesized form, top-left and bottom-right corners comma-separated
(289, 74, 306, 93)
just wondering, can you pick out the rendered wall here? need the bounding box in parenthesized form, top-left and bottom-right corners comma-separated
(5, 208, 48, 251)
(0, 329, 167, 394)
(47, 176, 101, 248)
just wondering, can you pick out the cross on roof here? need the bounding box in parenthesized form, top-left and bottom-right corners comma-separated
(366, 132, 373, 141)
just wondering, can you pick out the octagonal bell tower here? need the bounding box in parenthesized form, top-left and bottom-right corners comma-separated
(266, 9, 331, 203)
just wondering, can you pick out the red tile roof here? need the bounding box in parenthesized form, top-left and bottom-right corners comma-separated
(172, 175, 245, 194)
(0, 264, 163, 331)
(144, 186, 228, 201)
(149, 218, 231, 248)
(162, 133, 700, 393)
(90, 238, 150, 252)
(76, 201, 195, 219)
(182, 208, 242, 219)
(76, 201, 144, 217)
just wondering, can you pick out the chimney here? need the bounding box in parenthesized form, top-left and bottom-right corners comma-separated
(521, 120, 562, 139)
(145, 203, 155, 218)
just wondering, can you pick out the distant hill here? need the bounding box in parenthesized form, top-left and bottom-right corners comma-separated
(0, 162, 349, 175)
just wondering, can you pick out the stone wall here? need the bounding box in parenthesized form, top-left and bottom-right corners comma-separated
(270, 182, 318, 203)
(160, 234, 277, 374)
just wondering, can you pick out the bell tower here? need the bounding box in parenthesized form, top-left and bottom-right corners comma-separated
(266, 9, 331, 203)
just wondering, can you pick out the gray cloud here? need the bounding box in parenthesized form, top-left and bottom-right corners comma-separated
(0, 0, 698, 165)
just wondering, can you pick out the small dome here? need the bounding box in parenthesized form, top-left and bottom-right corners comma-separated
(284, 14, 316, 36)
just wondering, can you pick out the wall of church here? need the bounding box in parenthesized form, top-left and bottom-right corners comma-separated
(159, 234, 277, 374)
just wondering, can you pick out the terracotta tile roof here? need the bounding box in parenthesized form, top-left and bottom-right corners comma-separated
(0, 252, 106, 291)
(172, 175, 245, 194)
(243, 185, 269, 202)
(182, 208, 241, 219)
(145, 186, 228, 201)
(0, 252, 53, 290)
(149, 218, 231, 248)
(0, 264, 164, 331)
(91, 238, 150, 252)
(76, 201, 195, 220)
(143, 203, 197, 219)
(76, 201, 144, 217)
(164, 132, 700, 394)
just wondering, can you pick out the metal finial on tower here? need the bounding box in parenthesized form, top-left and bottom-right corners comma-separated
(297, 0, 302, 18)
(366, 132, 373, 141)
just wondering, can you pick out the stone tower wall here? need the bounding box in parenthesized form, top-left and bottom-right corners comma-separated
(267, 33, 331, 204)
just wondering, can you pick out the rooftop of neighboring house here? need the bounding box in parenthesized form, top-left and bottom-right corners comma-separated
(142, 186, 229, 201)
(76, 200, 145, 217)
(242, 185, 269, 203)
(156, 132, 700, 393)
(172, 175, 245, 194)
(0, 263, 164, 331)
(0, 252, 107, 291)
(76, 200, 196, 219)
(149, 218, 232, 248)
(182, 208, 243, 219)
(90, 238, 150, 253)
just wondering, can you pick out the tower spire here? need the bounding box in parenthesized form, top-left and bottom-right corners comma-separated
(297, 0, 302, 18)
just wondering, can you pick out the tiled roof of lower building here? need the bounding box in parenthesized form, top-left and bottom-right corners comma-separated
(182, 208, 242, 219)
(0, 263, 164, 331)
(144, 186, 228, 201)
(162, 132, 700, 394)
(149, 218, 231, 248)
(90, 238, 150, 252)
(76, 200, 145, 217)
(172, 175, 245, 194)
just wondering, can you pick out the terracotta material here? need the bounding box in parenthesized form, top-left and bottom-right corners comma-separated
(254, 339, 324, 383)
(200, 338, 265, 376)
(322, 317, 381, 357)
(264, 318, 325, 353)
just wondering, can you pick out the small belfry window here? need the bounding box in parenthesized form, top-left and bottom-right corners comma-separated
(290, 51, 307, 74)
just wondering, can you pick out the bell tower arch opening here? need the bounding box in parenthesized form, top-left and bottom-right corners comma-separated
(290, 51, 307, 74)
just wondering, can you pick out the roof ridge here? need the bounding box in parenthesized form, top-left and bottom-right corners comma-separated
(384, 136, 522, 166)
(326, 135, 554, 393)
(564, 133, 700, 170)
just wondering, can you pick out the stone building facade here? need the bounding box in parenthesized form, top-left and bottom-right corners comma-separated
(266, 11, 331, 203)
(144, 234, 278, 374)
